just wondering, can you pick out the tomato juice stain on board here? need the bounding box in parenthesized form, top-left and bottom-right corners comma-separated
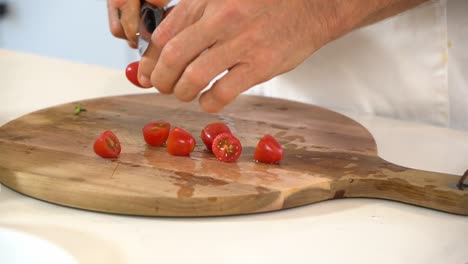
(173, 171, 228, 199)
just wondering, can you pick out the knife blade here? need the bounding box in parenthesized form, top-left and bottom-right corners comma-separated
(137, 0, 179, 56)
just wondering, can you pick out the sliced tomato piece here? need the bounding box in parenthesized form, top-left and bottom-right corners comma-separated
(94, 130, 121, 158)
(212, 133, 242, 162)
(166, 127, 196, 156)
(254, 134, 283, 164)
(200, 122, 231, 152)
(143, 121, 171, 146)
(125, 61, 144, 88)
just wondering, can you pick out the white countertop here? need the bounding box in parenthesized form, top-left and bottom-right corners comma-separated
(1, 49, 467, 264)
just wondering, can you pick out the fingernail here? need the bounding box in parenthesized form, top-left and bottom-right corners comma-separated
(139, 75, 151, 87)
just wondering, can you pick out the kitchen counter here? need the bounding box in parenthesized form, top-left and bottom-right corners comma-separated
(1, 49, 467, 264)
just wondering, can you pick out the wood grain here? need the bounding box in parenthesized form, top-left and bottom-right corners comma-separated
(0, 94, 466, 216)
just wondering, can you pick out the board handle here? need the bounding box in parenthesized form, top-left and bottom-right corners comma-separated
(333, 161, 468, 215)
(457, 170, 468, 190)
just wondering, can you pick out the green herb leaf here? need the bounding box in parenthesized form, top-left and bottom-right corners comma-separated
(74, 104, 87, 115)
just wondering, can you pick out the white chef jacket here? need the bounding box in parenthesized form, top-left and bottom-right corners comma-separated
(246, 0, 468, 131)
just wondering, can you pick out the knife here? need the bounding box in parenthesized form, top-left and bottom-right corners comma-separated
(137, 0, 180, 56)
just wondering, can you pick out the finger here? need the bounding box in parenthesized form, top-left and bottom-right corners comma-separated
(111, 0, 128, 8)
(119, 0, 141, 46)
(150, 20, 217, 94)
(173, 41, 238, 102)
(146, 0, 171, 7)
(127, 40, 137, 49)
(107, 0, 126, 39)
(138, 44, 160, 88)
(199, 64, 261, 113)
(138, 0, 207, 87)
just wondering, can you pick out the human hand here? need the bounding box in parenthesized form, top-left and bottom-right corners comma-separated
(107, 0, 169, 48)
(108, 0, 428, 113)
(136, 0, 347, 112)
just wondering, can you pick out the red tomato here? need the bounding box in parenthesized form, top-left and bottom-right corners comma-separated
(254, 134, 283, 164)
(143, 121, 171, 146)
(94, 130, 121, 158)
(200, 122, 231, 152)
(212, 133, 242, 162)
(125, 61, 144, 88)
(166, 127, 196, 156)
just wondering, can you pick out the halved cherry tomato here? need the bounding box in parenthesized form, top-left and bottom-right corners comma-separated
(94, 130, 121, 158)
(143, 121, 171, 146)
(200, 122, 231, 152)
(254, 134, 283, 164)
(125, 61, 144, 88)
(166, 127, 196, 156)
(212, 133, 242, 162)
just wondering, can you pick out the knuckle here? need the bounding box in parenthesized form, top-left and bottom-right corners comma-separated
(151, 75, 172, 94)
(153, 83, 172, 94)
(160, 42, 182, 68)
(201, 103, 220, 113)
(152, 24, 171, 49)
(221, 0, 244, 20)
(183, 66, 207, 88)
(209, 0, 245, 27)
(211, 86, 232, 107)
(175, 89, 195, 102)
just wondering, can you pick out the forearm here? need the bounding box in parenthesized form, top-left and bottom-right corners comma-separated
(326, 0, 429, 41)
(358, 0, 429, 27)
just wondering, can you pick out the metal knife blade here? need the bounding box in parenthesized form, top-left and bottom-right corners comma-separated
(137, 0, 179, 57)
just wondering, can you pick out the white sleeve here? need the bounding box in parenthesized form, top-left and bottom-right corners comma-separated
(246, 1, 465, 129)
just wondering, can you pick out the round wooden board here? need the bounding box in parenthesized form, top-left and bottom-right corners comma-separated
(0, 94, 466, 216)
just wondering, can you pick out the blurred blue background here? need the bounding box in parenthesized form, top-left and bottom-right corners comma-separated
(0, 0, 138, 69)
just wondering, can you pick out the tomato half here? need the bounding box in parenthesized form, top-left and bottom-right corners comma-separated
(125, 61, 144, 88)
(94, 130, 121, 158)
(143, 121, 171, 146)
(200, 122, 231, 152)
(254, 134, 283, 164)
(212, 133, 242, 162)
(166, 127, 196, 156)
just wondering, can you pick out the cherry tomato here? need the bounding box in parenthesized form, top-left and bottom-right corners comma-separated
(200, 122, 231, 152)
(254, 134, 283, 164)
(166, 127, 196, 156)
(212, 133, 242, 162)
(125, 61, 144, 88)
(143, 121, 171, 146)
(94, 130, 121, 158)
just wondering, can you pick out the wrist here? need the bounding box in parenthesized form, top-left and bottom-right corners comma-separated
(317, 0, 395, 43)
(328, 0, 429, 38)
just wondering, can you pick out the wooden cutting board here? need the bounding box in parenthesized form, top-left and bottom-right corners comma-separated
(0, 94, 466, 216)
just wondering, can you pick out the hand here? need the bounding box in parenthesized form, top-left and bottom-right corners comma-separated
(110, 0, 422, 113)
(107, 0, 169, 48)
(136, 0, 347, 112)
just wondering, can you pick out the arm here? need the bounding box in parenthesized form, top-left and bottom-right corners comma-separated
(325, 0, 430, 41)
(356, 0, 429, 28)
